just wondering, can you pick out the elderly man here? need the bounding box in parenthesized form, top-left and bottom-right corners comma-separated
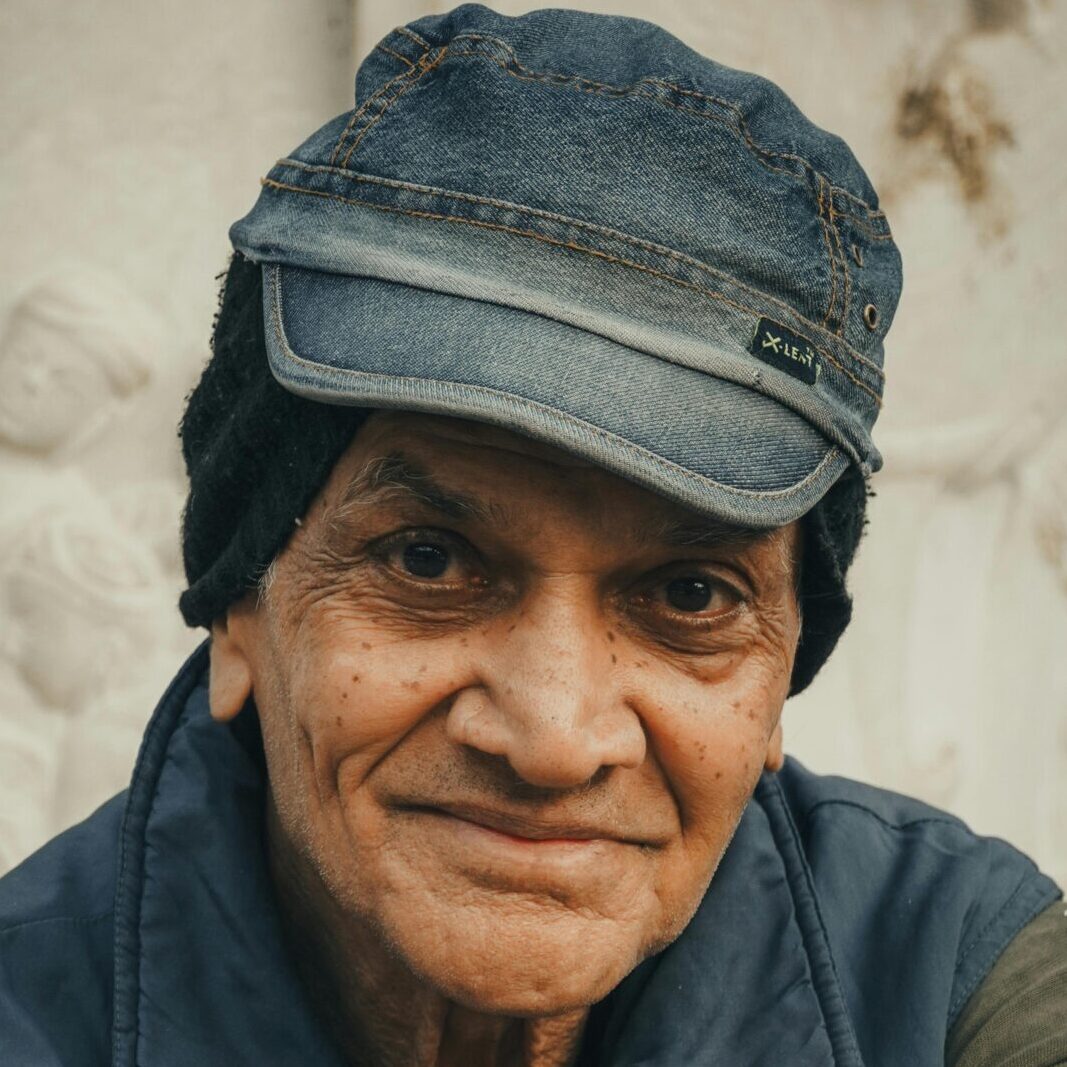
(1, 5, 1064, 1065)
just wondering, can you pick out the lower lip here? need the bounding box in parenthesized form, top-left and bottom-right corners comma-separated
(419, 809, 611, 852)
(402, 809, 641, 893)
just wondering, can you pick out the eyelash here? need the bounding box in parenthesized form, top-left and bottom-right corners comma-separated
(369, 528, 485, 596)
(638, 580, 746, 628)
(369, 527, 749, 624)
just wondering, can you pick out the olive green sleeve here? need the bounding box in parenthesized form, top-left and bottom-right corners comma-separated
(947, 900, 1067, 1067)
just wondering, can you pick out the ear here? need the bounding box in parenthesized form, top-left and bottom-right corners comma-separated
(764, 720, 784, 773)
(208, 613, 254, 723)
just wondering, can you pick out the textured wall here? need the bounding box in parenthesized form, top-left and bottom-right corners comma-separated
(0, 0, 355, 870)
(2, 0, 1065, 887)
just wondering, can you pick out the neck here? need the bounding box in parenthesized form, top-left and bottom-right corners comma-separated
(265, 799, 589, 1067)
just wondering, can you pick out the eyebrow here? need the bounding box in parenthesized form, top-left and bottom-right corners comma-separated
(331, 449, 770, 551)
(333, 452, 504, 526)
(635, 514, 771, 549)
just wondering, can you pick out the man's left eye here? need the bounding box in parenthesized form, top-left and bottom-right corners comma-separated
(648, 573, 744, 619)
(401, 541, 452, 579)
(665, 576, 717, 612)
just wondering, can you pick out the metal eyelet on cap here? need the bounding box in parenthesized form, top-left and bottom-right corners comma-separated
(850, 243, 864, 267)
(863, 303, 879, 331)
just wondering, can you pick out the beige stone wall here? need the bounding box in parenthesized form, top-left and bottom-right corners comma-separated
(0, 0, 355, 869)
(1, 0, 1064, 887)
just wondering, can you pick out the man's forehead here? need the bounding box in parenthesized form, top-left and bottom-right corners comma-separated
(331, 411, 783, 553)
(357, 410, 601, 471)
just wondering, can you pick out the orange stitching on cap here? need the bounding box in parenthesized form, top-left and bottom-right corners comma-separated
(445, 45, 800, 185)
(828, 202, 853, 337)
(259, 177, 883, 408)
(274, 157, 888, 380)
(817, 179, 839, 330)
(395, 24, 431, 49)
(845, 220, 895, 241)
(341, 46, 448, 168)
(330, 59, 426, 167)
(645, 77, 888, 218)
(645, 76, 865, 205)
(376, 43, 415, 69)
(830, 198, 893, 237)
(444, 36, 884, 215)
(273, 155, 883, 379)
(345, 34, 890, 233)
(443, 44, 897, 247)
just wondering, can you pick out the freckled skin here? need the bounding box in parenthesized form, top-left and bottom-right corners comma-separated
(208, 411, 802, 1067)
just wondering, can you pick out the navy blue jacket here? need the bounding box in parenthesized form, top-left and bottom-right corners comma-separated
(0, 642, 1059, 1065)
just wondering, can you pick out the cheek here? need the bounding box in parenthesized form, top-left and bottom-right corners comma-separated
(287, 627, 475, 793)
(636, 662, 787, 845)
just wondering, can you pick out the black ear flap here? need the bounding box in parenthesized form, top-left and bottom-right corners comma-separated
(789, 467, 870, 697)
(177, 253, 370, 630)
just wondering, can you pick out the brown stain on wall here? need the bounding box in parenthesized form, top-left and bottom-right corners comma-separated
(890, 0, 1027, 237)
(895, 69, 1014, 205)
(968, 0, 1028, 34)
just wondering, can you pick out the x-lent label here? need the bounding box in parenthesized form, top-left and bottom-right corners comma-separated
(749, 318, 820, 385)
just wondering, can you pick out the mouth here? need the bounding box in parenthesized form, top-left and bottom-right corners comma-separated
(400, 802, 635, 847)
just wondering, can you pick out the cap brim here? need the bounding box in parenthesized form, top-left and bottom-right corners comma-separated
(262, 264, 848, 528)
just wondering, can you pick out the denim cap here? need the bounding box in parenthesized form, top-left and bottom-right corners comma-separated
(229, 3, 902, 528)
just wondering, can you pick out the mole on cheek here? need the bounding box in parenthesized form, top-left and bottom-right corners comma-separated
(335, 715, 343, 728)
(351, 673, 360, 682)
(606, 631, 615, 643)
(610, 653, 617, 664)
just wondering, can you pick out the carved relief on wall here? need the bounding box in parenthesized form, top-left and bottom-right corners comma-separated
(0, 269, 156, 455)
(0, 267, 197, 868)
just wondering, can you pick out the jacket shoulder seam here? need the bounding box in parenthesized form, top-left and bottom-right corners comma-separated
(804, 797, 965, 834)
(947, 876, 1061, 1026)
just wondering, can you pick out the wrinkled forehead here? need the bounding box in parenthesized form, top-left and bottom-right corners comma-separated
(358, 410, 603, 470)
(317, 409, 800, 560)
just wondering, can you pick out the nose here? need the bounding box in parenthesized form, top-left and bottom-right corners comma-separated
(444, 580, 647, 789)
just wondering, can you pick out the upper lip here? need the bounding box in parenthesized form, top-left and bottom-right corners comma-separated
(408, 802, 640, 844)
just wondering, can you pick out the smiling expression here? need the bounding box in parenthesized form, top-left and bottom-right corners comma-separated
(210, 409, 802, 1016)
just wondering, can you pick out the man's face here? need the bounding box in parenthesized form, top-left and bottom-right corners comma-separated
(213, 410, 801, 1016)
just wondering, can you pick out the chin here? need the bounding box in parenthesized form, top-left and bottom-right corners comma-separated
(390, 901, 643, 1016)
